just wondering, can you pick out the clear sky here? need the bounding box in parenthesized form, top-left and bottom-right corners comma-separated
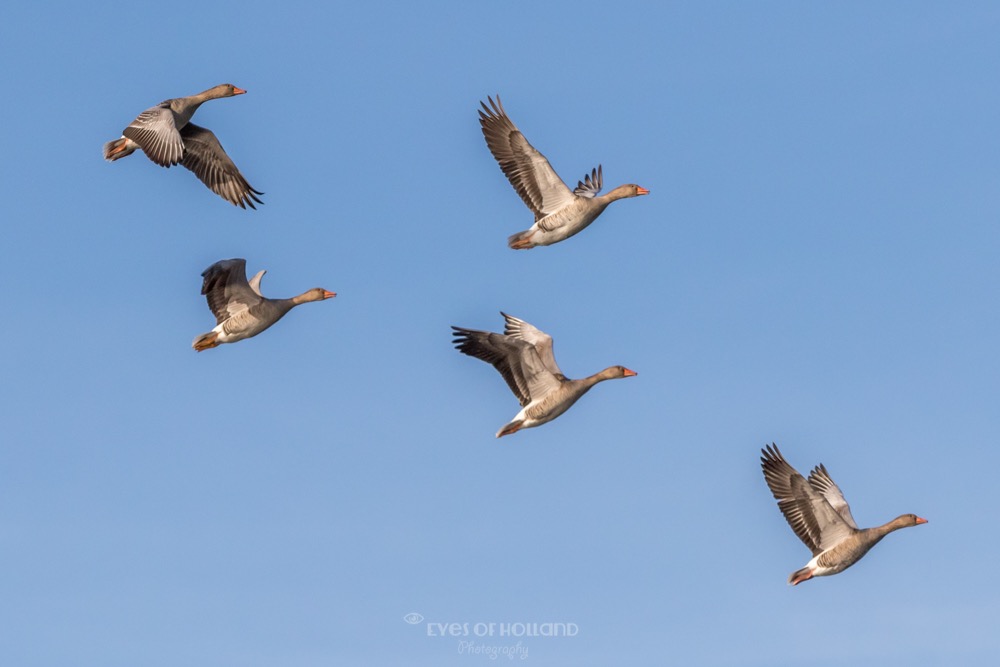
(2, 1, 998, 665)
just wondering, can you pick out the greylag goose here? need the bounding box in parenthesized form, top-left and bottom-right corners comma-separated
(452, 312, 636, 437)
(193, 259, 335, 351)
(760, 444, 927, 585)
(479, 95, 649, 249)
(104, 84, 264, 209)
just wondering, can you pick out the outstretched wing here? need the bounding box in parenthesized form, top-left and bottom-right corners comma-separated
(122, 101, 185, 167)
(808, 463, 859, 529)
(479, 95, 576, 221)
(760, 444, 855, 556)
(500, 312, 564, 379)
(452, 324, 561, 406)
(200, 258, 264, 324)
(180, 123, 264, 209)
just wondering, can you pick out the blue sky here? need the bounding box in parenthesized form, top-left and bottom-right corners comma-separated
(2, 1, 999, 665)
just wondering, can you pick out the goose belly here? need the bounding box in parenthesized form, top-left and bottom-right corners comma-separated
(534, 206, 606, 245)
(217, 314, 276, 343)
(524, 392, 583, 426)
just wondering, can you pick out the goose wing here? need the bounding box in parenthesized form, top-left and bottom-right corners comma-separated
(760, 444, 855, 556)
(453, 325, 562, 406)
(200, 258, 264, 325)
(179, 123, 264, 209)
(807, 463, 859, 529)
(572, 165, 603, 198)
(500, 312, 564, 379)
(479, 96, 577, 221)
(122, 101, 185, 167)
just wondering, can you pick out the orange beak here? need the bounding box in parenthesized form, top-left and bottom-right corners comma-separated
(915, 517, 928, 524)
(323, 291, 337, 299)
(636, 186, 650, 195)
(623, 368, 637, 377)
(233, 87, 247, 95)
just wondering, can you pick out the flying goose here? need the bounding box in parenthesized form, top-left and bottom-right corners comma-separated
(104, 84, 263, 209)
(760, 443, 927, 585)
(479, 95, 648, 249)
(452, 312, 636, 437)
(193, 258, 334, 351)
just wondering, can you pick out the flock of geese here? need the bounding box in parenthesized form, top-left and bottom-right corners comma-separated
(104, 84, 927, 586)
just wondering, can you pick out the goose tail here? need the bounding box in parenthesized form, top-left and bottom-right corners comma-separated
(192, 331, 220, 352)
(103, 137, 137, 162)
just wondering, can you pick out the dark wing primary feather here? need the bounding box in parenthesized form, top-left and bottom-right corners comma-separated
(180, 124, 264, 209)
(760, 444, 855, 556)
(452, 326, 534, 406)
(478, 96, 576, 221)
(200, 258, 263, 324)
(572, 165, 603, 198)
(123, 102, 186, 167)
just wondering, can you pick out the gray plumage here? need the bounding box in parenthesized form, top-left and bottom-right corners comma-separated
(452, 312, 636, 437)
(104, 84, 263, 209)
(478, 95, 648, 249)
(192, 259, 335, 351)
(760, 443, 927, 585)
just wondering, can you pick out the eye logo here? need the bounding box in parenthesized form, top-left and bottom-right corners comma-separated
(403, 612, 424, 625)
